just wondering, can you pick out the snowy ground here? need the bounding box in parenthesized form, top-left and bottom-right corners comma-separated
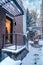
(22, 39, 43, 65)
(0, 56, 22, 65)
(38, 39, 43, 45)
(1, 39, 43, 65)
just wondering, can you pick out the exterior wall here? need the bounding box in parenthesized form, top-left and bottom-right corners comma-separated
(0, 0, 25, 48)
(14, 16, 23, 33)
(13, 1, 25, 45)
(13, 15, 23, 45)
(0, 8, 24, 47)
(0, 7, 6, 49)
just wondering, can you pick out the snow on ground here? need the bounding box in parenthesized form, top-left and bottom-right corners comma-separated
(1, 39, 43, 65)
(28, 39, 43, 45)
(22, 40, 43, 65)
(0, 56, 22, 65)
(38, 39, 43, 45)
(28, 40, 34, 44)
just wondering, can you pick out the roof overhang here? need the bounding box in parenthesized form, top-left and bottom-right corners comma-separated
(0, 0, 24, 17)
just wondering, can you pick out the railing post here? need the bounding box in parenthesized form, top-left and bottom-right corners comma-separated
(4, 34, 5, 47)
(23, 35, 26, 45)
(15, 34, 17, 50)
(2, 34, 5, 48)
(0, 49, 2, 62)
(2, 34, 4, 48)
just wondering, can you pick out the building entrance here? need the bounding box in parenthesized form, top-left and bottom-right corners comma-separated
(5, 16, 13, 43)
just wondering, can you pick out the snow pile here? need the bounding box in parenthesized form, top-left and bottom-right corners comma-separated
(28, 40, 34, 44)
(0, 56, 22, 65)
(38, 39, 43, 45)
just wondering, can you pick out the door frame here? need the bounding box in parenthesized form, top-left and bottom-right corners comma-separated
(6, 16, 13, 44)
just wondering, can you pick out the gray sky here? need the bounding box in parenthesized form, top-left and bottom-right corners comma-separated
(22, 0, 42, 17)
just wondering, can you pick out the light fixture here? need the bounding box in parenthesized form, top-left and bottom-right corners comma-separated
(14, 22, 16, 26)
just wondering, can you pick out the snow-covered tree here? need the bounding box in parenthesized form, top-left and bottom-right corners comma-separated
(26, 9, 37, 40)
(26, 8, 32, 31)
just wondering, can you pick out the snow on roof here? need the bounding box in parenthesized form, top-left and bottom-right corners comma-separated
(2, 46, 26, 54)
(0, 56, 22, 65)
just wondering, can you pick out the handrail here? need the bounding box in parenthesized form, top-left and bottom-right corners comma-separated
(3, 33, 24, 36)
(2, 33, 27, 50)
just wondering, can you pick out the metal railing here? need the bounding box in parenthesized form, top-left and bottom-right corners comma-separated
(2, 33, 27, 50)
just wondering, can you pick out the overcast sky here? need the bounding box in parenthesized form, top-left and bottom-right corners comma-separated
(22, 0, 42, 17)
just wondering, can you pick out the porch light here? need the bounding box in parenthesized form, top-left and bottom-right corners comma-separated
(13, 22, 16, 26)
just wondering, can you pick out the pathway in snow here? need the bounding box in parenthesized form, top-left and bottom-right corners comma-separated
(22, 43, 43, 65)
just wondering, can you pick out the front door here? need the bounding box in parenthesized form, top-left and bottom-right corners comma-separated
(5, 16, 13, 43)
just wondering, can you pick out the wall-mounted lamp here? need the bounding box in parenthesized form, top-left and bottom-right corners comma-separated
(14, 22, 16, 26)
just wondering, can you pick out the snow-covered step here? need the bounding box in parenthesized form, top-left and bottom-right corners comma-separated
(2, 46, 26, 54)
(38, 39, 43, 45)
(0, 56, 22, 65)
(2, 45, 28, 60)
